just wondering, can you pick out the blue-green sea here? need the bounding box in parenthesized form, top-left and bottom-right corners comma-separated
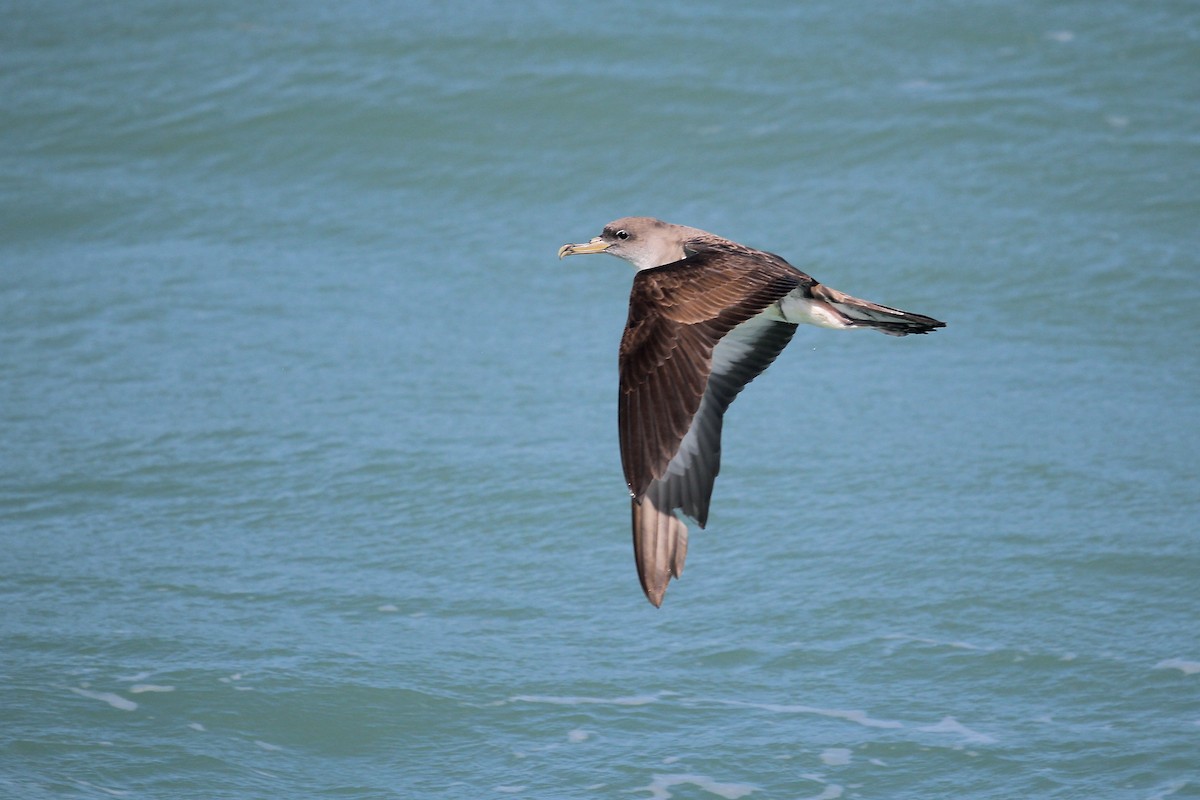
(3, 2, 1198, 798)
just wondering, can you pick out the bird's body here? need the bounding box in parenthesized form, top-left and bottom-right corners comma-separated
(559, 217, 944, 606)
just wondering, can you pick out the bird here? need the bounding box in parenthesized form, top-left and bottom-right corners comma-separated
(558, 217, 945, 606)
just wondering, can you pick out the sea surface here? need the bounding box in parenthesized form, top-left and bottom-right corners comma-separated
(2, 2, 1198, 798)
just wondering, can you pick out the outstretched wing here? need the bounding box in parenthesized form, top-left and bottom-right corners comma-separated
(631, 314, 798, 605)
(617, 241, 803, 605)
(654, 313, 799, 527)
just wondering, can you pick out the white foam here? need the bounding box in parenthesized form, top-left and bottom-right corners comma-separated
(730, 701, 903, 730)
(820, 748, 852, 766)
(567, 729, 589, 743)
(74, 780, 128, 797)
(1046, 30, 1075, 43)
(1155, 658, 1200, 675)
(129, 684, 174, 694)
(640, 774, 756, 800)
(70, 688, 137, 712)
(1146, 779, 1189, 799)
(807, 786, 844, 800)
(918, 717, 997, 745)
(188, 722, 206, 732)
(116, 671, 152, 683)
(509, 693, 657, 707)
(883, 634, 984, 651)
(254, 740, 283, 752)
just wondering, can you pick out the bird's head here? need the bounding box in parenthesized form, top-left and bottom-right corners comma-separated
(558, 217, 697, 271)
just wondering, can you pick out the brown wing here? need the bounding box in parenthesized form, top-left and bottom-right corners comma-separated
(631, 312, 799, 606)
(617, 241, 804, 501)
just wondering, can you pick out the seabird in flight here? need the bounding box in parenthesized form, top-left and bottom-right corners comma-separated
(559, 217, 945, 607)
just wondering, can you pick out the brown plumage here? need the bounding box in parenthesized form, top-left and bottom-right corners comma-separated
(560, 217, 944, 606)
(618, 242, 804, 499)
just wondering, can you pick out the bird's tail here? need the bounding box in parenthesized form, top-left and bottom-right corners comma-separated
(812, 284, 945, 336)
(632, 483, 689, 607)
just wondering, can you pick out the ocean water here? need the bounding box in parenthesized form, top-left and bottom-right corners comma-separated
(2, 1, 1198, 798)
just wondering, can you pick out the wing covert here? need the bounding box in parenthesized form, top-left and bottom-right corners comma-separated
(617, 244, 802, 500)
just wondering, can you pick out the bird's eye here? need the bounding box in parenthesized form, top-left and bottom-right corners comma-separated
(615, 229, 629, 240)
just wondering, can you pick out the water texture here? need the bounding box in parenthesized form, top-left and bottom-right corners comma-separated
(2, 2, 1198, 798)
